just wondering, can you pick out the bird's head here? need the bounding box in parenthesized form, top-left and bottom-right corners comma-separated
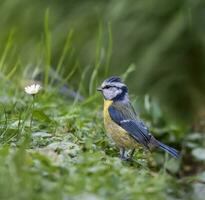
(97, 76, 128, 101)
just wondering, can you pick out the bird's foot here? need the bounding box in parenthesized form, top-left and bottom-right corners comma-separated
(119, 148, 135, 162)
(120, 155, 133, 161)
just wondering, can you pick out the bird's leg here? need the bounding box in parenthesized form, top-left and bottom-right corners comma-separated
(119, 148, 128, 161)
(129, 148, 135, 160)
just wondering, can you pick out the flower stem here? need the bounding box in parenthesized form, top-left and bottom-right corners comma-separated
(29, 95, 35, 132)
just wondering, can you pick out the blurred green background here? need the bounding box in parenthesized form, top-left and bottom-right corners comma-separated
(1, 0, 205, 121)
(0, 0, 205, 200)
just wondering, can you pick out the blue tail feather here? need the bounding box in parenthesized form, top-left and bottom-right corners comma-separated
(158, 141, 180, 159)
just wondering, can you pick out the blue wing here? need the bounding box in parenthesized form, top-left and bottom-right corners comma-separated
(108, 102, 151, 148)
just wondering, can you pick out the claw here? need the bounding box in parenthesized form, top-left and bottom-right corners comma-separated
(119, 148, 135, 161)
(129, 148, 135, 159)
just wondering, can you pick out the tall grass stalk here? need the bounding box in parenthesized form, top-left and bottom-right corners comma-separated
(0, 30, 14, 71)
(105, 22, 112, 76)
(89, 24, 103, 95)
(0, 107, 8, 143)
(73, 65, 90, 106)
(6, 59, 20, 80)
(57, 62, 78, 90)
(121, 64, 136, 81)
(50, 29, 74, 86)
(44, 9, 52, 87)
(56, 30, 73, 75)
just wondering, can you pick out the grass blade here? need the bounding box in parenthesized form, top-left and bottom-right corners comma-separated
(44, 8, 52, 87)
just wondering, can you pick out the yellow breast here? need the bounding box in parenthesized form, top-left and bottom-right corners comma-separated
(103, 99, 138, 149)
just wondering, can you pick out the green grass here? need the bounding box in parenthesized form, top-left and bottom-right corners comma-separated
(0, 81, 204, 200)
(0, 4, 204, 199)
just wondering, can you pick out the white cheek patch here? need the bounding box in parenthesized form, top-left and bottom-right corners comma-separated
(112, 88, 122, 98)
(102, 86, 123, 100)
(103, 89, 113, 99)
(114, 88, 122, 95)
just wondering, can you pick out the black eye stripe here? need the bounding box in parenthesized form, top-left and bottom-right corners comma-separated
(102, 86, 111, 89)
(103, 85, 121, 89)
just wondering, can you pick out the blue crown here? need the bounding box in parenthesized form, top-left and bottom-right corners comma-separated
(105, 76, 122, 83)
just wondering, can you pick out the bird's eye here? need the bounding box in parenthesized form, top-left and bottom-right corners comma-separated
(104, 86, 110, 89)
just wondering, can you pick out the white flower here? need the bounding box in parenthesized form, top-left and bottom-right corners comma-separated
(25, 84, 42, 95)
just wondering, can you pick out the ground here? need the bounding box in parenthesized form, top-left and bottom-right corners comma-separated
(0, 83, 204, 200)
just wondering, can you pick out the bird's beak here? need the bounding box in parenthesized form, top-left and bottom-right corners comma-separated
(97, 87, 102, 92)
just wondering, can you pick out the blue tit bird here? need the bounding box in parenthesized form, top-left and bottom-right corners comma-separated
(97, 76, 180, 161)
